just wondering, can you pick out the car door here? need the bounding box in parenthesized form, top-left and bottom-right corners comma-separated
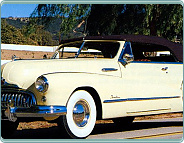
(117, 42, 178, 116)
(160, 62, 183, 112)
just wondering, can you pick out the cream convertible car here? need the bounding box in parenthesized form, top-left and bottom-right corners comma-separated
(1, 35, 183, 139)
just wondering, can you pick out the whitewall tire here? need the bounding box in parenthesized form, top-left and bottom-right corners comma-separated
(58, 90, 97, 139)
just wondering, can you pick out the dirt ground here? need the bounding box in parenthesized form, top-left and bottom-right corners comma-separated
(1, 49, 54, 60)
(1, 49, 183, 130)
(17, 113, 182, 130)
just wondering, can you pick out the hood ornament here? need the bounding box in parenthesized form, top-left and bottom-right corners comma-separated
(11, 55, 18, 61)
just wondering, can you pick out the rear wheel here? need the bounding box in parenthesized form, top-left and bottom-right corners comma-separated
(57, 90, 97, 139)
(1, 120, 19, 139)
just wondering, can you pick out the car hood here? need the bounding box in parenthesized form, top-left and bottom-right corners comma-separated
(2, 59, 121, 89)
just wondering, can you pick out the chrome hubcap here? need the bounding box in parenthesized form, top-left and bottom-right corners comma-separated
(73, 99, 90, 127)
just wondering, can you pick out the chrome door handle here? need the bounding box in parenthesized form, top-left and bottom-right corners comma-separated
(161, 67, 168, 71)
(102, 68, 118, 72)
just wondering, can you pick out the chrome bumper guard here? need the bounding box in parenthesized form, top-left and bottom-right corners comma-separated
(3, 101, 67, 122)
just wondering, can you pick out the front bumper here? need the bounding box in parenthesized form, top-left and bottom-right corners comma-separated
(1, 85, 67, 122)
(2, 102, 67, 122)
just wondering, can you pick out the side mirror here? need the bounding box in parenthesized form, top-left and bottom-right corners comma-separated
(123, 53, 134, 63)
(120, 54, 134, 67)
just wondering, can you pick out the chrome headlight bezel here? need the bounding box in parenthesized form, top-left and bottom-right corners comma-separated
(35, 76, 49, 93)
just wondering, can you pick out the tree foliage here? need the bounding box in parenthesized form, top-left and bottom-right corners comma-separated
(2, 4, 182, 45)
(31, 4, 183, 43)
(87, 4, 182, 42)
(21, 24, 58, 46)
(144, 4, 183, 41)
(31, 4, 91, 39)
(1, 19, 34, 45)
(87, 5, 146, 36)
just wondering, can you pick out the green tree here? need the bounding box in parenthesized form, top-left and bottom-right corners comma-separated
(87, 4, 183, 42)
(144, 4, 183, 41)
(1, 19, 58, 45)
(86, 4, 146, 36)
(1, 19, 34, 44)
(31, 4, 91, 40)
(30, 4, 183, 43)
(86, 4, 121, 35)
(22, 24, 58, 46)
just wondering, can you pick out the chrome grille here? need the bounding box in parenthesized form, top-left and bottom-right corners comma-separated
(1, 90, 36, 108)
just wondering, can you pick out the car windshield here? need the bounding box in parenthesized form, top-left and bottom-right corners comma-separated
(52, 41, 120, 59)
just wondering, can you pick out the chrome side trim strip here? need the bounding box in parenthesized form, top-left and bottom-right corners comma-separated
(103, 96, 180, 103)
(127, 108, 171, 114)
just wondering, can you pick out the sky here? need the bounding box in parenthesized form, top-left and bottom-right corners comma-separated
(1, 4, 38, 18)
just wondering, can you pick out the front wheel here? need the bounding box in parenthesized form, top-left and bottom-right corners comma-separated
(57, 90, 97, 139)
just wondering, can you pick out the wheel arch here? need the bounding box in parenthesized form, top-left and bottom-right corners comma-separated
(73, 86, 102, 120)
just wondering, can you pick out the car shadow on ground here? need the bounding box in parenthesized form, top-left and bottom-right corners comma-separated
(92, 120, 183, 135)
(3, 120, 183, 139)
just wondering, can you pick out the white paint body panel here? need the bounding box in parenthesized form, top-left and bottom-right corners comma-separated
(1, 39, 183, 120)
(1, 58, 183, 119)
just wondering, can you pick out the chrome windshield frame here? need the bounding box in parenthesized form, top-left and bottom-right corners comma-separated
(75, 41, 86, 58)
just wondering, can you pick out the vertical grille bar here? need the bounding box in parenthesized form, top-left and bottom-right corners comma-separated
(17, 94, 21, 107)
(1, 90, 36, 108)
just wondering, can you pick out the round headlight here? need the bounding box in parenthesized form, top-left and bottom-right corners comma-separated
(35, 76, 49, 93)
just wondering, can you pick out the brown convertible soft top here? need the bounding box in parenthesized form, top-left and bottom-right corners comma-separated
(60, 35, 183, 62)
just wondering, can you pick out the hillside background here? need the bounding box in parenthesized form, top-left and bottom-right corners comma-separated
(1, 17, 60, 46)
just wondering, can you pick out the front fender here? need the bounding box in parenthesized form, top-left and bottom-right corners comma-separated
(37, 73, 120, 107)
